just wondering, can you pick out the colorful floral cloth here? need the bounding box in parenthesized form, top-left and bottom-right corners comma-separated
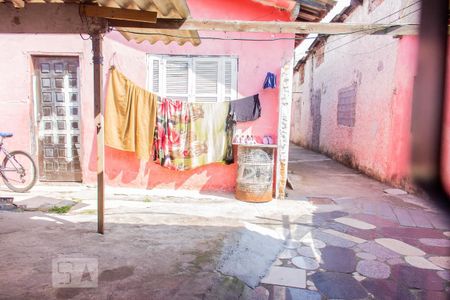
(154, 98, 233, 170)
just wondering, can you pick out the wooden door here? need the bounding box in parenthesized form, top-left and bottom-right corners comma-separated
(34, 57, 82, 181)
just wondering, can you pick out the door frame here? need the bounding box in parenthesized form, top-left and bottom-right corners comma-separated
(30, 52, 84, 182)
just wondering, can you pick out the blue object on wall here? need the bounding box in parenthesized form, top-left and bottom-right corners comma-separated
(263, 72, 277, 89)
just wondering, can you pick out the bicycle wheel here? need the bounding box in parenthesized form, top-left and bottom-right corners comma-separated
(2, 150, 37, 193)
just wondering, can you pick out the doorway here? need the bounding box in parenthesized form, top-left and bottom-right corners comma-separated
(33, 56, 82, 181)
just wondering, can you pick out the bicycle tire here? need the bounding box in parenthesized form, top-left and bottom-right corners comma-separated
(2, 150, 37, 193)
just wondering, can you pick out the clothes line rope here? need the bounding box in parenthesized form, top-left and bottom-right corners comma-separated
(109, 65, 273, 103)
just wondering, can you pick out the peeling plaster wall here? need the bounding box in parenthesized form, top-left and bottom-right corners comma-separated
(290, 1, 421, 186)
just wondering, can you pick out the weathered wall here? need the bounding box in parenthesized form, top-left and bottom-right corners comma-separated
(290, 1, 421, 186)
(0, 0, 294, 192)
(0, 34, 96, 184)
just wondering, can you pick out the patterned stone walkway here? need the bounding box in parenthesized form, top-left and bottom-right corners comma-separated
(250, 145, 450, 300)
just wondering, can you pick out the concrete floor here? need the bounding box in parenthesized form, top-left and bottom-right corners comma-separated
(0, 144, 449, 299)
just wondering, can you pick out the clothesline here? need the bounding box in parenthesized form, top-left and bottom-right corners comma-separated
(109, 65, 275, 103)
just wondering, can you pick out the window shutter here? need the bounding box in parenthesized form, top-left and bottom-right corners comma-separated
(194, 60, 218, 102)
(224, 61, 232, 96)
(224, 59, 237, 101)
(152, 59, 160, 93)
(165, 60, 189, 96)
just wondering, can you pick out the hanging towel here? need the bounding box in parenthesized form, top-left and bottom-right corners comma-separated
(230, 94, 261, 122)
(105, 67, 157, 161)
(263, 72, 277, 89)
(154, 98, 231, 170)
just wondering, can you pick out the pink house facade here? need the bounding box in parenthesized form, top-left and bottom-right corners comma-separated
(0, 0, 294, 192)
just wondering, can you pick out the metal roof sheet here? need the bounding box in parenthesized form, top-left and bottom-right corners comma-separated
(1, 0, 201, 46)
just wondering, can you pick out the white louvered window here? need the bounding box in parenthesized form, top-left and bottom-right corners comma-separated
(147, 55, 238, 102)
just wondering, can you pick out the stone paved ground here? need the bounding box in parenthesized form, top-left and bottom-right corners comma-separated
(0, 144, 449, 299)
(255, 144, 450, 299)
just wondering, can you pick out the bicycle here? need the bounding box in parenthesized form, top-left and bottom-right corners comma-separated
(0, 132, 37, 192)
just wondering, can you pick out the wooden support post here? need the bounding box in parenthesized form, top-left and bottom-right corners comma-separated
(276, 57, 294, 200)
(92, 32, 105, 234)
(107, 18, 422, 36)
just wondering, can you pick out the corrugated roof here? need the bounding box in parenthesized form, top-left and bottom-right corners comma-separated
(1, 0, 201, 46)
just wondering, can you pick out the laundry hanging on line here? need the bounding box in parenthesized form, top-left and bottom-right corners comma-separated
(105, 67, 157, 161)
(263, 72, 277, 89)
(154, 98, 234, 170)
(230, 94, 261, 122)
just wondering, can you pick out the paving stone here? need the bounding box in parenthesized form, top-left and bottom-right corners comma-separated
(426, 213, 450, 230)
(421, 290, 450, 300)
(379, 226, 444, 239)
(386, 257, 405, 265)
(321, 246, 356, 273)
(334, 217, 376, 230)
(405, 238, 450, 256)
(344, 227, 380, 241)
(384, 188, 407, 195)
(356, 252, 376, 261)
(311, 272, 368, 299)
(361, 278, 399, 300)
(392, 207, 416, 227)
(279, 249, 299, 259)
(391, 264, 446, 291)
(300, 233, 326, 249)
(284, 239, 301, 249)
(437, 270, 450, 281)
(292, 225, 314, 241)
(287, 287, 322, 300)
(429, 257, 450, 270)
(272, 259, 283, 266)
(297, 246, 322, 260)
(358, 241, 400, 260)
(363, 202, 398, 222)
(419, 238, 450, 247)
(261, 266, 306, 288)
(352, 213, 399, 228)
(325, 222, 350, 233)
(248, 286, 269, 300)
(291, 256, 320, 270)
(308, 197, 335, 205)
(356, 260, 391, 279)
(313, 231, 355, 248)
(443, 231, 450, 238)
(405, 256, 443, 270)
(352, 272, 366, 282)
(409, 209, 433, 228)
(322, 229, 366, 244)
(375, 238, 426, 256)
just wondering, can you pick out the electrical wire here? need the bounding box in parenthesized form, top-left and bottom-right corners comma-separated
(323, 0, 421, 47)
(323, 7, 421, 55)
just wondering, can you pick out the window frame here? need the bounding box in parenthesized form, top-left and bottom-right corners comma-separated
(147, 55, 238, 103)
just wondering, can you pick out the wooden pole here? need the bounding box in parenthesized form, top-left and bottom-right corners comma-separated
(92, 32, 105, 234)
(107, 18, 422, 36)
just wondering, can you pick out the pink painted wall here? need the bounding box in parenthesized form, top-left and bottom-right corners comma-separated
(0, 34, 95, 184)
(99, 0, 294, 192)
(0, 0, 294, 192)
(290, 33, 450, 191)
(289, 2, 426, 188)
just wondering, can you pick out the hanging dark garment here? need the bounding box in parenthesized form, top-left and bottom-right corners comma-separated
(263, 72, 277, 89)
(230, 94, 262, 122)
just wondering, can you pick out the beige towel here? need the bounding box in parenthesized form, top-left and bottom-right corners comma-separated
(105, 67, 157, 161)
